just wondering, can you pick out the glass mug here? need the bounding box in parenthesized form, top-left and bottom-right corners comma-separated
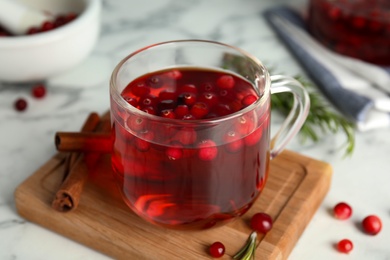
(109, 40, 309, 230)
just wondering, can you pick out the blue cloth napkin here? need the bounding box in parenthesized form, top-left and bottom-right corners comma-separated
(264, 6, 390, 131)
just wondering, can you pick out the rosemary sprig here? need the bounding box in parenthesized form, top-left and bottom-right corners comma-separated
(233, 232, 257, 260)
(271, 75, 356, 156)
(221, 53, 356, 156)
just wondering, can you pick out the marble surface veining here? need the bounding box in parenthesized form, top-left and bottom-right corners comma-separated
(1, 0, 390, 259)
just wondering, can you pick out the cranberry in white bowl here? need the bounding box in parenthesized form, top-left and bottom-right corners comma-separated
(0, 0, 101, 82)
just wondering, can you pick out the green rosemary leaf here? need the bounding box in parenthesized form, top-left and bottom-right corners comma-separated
(233, 232, 257, 260)
(271, 75, 356, 156)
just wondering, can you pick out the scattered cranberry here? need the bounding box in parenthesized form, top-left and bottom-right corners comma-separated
(337, 239, 353, 254)
(209, 241, 225, 258)
(166, 144, 183, 160)
(362, 215, 382, 235)
(14, 98, 28, 112)
(31, 84, 46, 98)
(216, 75, 235, 89)
(333, 202, 352, 220)
(250, 212, 273, 234)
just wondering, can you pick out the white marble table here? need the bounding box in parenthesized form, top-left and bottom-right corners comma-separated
(1, 0, 389, 259)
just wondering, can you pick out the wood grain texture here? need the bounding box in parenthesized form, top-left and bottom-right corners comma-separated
(14, 150, 332, 260)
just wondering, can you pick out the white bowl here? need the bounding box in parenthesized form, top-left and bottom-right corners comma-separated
(0, 0, 101, 82)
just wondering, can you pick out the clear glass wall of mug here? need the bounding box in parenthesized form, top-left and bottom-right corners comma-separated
(110, 40, 310, 230)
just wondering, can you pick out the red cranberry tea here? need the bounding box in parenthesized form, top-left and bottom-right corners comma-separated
(110, 68, 270, 229)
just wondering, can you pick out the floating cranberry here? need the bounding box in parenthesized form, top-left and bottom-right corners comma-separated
(127, 117, 147, 132)
(179, 84, 198, 94)
(130, 82, 151, 97)
(200, 82, 215, 92)
(209, 241, 225, 258)
(223, 130, 243, 152)
(14, 98, 28, 112)
(182, 93, 197, 106)
(337, 239, 353, 254)
(198, 140, 218, 161)
(158, 99, 176, 111)
(198, 92, 219, 108)
(174, 105, 189, 119)
(173, 128, 197, 145)
(141, 106, 156, 115)
(158, 90, 177, 101)
(216, 75, 235, 89)
(333, 202, 352, 220)
(146, 76, 163, 88)
(139, 94, 158, 108)
(362, 215, 382, 235)
(31, 84, 46, 98)
(166, 144, 183, 160)
(250, 212, 273, 234)
(214, 103, 232, 117)
(124, 96, 138, 107)
(135, 131, 154, 152)
(241, 94, 258, 107)
(190, 102, 209, 119)
(164, 69, 182, 79)
(160, 109, 176, 119)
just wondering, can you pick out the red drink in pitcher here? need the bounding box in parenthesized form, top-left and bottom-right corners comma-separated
(110, 68, 270, 229)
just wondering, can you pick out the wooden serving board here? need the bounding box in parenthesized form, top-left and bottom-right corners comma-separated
(15, 150, 332, 260)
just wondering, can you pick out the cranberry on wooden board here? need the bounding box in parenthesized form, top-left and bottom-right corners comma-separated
(209, 241, 225, 258)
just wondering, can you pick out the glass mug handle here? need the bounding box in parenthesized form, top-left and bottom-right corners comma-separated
(269, 75, 310, 159)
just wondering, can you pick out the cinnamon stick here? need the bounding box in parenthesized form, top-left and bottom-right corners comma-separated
(52, 112, 102, 212)
(62, 113, 101, 177)
(55, 132, 112, 153)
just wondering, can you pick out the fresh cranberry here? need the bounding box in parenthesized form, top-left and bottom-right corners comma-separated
(124, 96, 138, 107)
(178, 84, 198, 94)
(198, 92, 219, 108)
(31, 84, 46, 98)
(135, 131, 154, 152)
(236, 115, 255, 136)
(166, 144, 183, 160)
(160, 109, 176, 119)
(250, 212, 273, 234)
(209, 241, 225, 258)
(214, 103, 232, 116)
(146, 76, 163, 88)
(200, 82, 215, 92)
(337, 239, 353, 254)
(362, 215, 382, 235)
(216, 75, 235, 89)
(14, 98, 28, 112)
(223, 130, 243, 152)
(141, 106, 156, 115)
(182, 93, 197, 106)
(130, 82, 151, 97)
(139, 94, 158, 108)
(126, 117, 147, 132)
(333, 202, 352, 220)
(173, 128, 197, 145)
(27, 27, 40, 35)
(158, 90, 177, 101)
(164, 69, 182, 79)
(190, 102, 209, 119)
(174, 105, 189, 119)
(241, 94, 257, 107)
(41, 21, 55, 31)
(198, 140, 218, 161)
(244, 127, 262, 146)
